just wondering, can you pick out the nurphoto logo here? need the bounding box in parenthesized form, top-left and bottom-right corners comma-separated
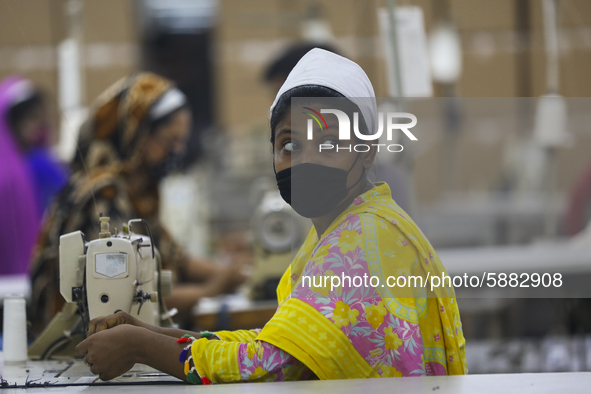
(303, 107, 418, 153)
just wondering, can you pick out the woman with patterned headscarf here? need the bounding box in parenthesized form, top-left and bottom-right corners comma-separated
(30, 72, 244, 333)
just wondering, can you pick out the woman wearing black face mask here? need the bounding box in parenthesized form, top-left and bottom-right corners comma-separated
(273, 98, 374, 234)
(72, 50, 466, 385)
(30, 73, 246, 335)
(257, 49, 466, 380)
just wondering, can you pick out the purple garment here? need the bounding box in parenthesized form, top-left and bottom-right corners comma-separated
(27, 147, 68, 214)
(0, 76, 41, 275)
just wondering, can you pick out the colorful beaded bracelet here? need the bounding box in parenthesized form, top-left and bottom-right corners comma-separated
(176, 335, 204, 384)
(200, 331, 220, 340)
(175, 333, 218, 385)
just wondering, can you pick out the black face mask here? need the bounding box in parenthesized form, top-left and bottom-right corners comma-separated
(150, 150, 184, 181)
(275, 154, 363, 218)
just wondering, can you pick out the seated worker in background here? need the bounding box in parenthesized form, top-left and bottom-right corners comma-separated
(74, 49, 466, 383)
(30, 72, 245, 334)
(4, 76, 68, 215)
(0, 77, 42, 276)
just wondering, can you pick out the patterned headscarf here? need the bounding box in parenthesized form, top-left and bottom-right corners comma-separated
(29, 73, 185, 331)
(71, 72, 174, 174)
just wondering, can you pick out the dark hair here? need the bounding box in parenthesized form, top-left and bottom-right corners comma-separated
(7, 91, 44, 131)
(269, 85, 368, 146)
(263, 43, 340, 84)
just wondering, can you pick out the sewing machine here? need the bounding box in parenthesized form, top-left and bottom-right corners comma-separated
(28, 216, 173, 360)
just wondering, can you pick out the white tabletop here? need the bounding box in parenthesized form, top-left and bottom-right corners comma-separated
(0, 370, 590, 393)
(1, 354, 590, 393)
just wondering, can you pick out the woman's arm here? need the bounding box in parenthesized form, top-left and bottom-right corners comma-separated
(88, 311, 199, 339)
(214, 329, 261, 342)
(87, 311, 263, 341)
(78, 319, 311, 383)
(190, 336, 312, 383)
(76, 324, 188, 381)
(158, 228, 246, 287)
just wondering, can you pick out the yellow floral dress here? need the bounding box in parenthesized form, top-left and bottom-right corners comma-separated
(190, 182, 467, 382)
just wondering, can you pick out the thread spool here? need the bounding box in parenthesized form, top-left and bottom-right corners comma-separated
(3, 296, 27, 364)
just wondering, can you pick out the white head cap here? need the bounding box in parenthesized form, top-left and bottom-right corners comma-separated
(269, 48, 377, 134)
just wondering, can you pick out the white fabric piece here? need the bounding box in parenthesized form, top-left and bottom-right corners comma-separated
(270, 48, 377, 134)
(150, 88, 187, 120)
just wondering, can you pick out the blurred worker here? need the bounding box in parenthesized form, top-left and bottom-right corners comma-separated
(4, 77, 68, 214)
(29, 73, 245, 333)
(0, 77, 42, 275)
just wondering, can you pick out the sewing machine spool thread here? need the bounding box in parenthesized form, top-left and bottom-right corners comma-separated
(3, 296, 27, 364)
(99, 216, 112, 238)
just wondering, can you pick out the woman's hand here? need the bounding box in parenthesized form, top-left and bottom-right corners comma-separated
(87, 311, 146, 336)
(76, 324, 188, 382)
(75, 324, 143, 381)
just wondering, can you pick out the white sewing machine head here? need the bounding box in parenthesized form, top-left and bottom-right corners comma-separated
(28, 217, 174, 360)
(59, 216, 172, 329)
